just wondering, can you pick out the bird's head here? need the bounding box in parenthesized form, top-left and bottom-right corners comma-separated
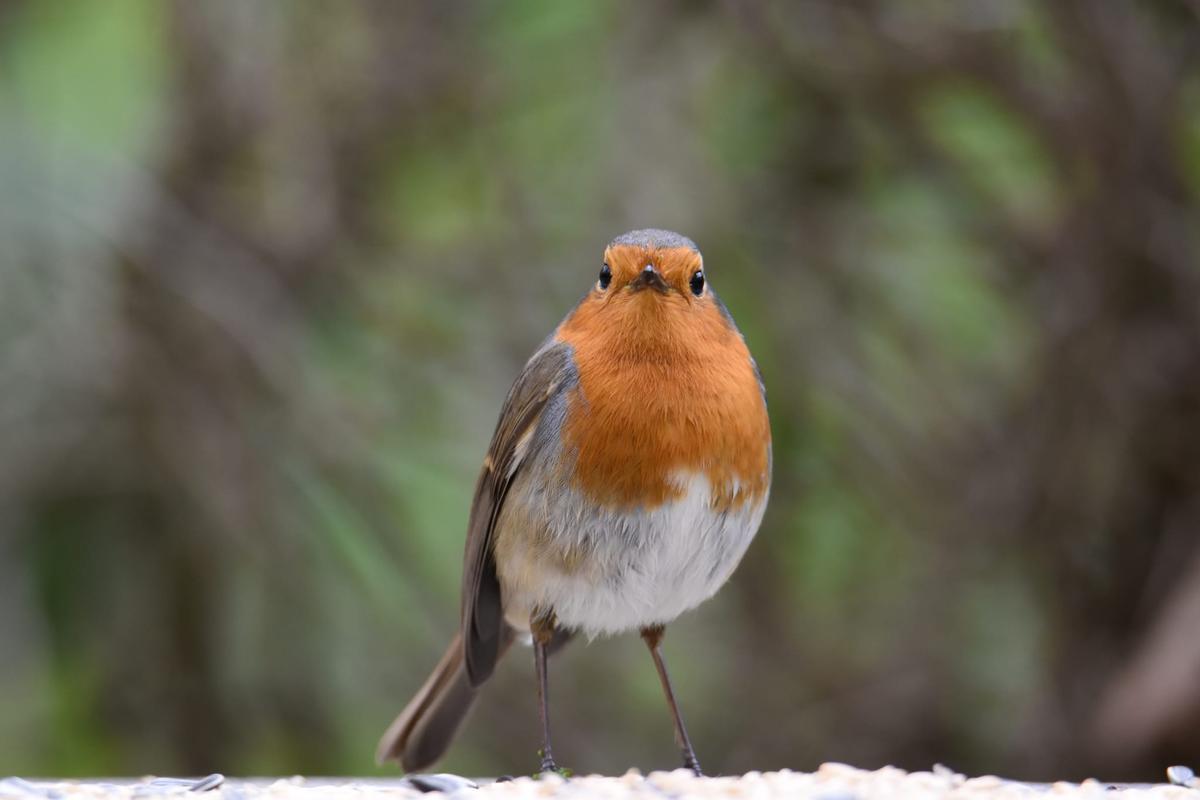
(594, 228, 710, 309)
(559, 229, 735, 357)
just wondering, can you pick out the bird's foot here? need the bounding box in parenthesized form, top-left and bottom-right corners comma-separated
(535, 750, 570, 779)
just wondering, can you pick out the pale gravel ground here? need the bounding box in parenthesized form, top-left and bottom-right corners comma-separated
(3, 763, 1197, 800)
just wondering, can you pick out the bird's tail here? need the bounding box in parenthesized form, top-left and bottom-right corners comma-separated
(376, 629, 510, 772)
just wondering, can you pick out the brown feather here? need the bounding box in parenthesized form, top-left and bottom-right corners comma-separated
(461, 342, 576, 685)
(375, 629, 516, 771)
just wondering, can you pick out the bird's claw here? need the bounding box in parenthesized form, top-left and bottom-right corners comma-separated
(535, 755, 570, 779)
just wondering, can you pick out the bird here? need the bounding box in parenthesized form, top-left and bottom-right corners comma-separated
(376, 228, 771, 776)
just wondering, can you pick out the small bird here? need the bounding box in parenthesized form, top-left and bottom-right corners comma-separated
(377, 229, 771, 776)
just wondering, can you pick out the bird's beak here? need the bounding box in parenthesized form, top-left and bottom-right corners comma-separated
(630, 264, 669, 294)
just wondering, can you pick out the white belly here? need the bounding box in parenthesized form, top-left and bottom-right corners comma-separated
(496, 471, 767, 637)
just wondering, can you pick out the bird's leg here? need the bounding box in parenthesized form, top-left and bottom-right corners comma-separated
(640, 625, 703, 776)
(531, 610, 560, 775)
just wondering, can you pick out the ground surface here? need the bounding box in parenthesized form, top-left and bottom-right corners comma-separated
(3, 764, 1197, 800)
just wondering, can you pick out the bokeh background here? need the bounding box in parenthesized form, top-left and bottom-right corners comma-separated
(3, 0, 1200, 783)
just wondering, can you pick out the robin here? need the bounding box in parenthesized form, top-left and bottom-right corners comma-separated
(377, 229, 771, 776)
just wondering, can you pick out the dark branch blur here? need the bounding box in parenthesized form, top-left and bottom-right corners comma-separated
(2, 0, 1198, 782)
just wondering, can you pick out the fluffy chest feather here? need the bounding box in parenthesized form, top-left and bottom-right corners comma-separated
(495, 468, 767, 635)
(555, 294, 771, 513)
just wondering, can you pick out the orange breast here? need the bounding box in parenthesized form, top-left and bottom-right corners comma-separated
(555, 290, 771, 512)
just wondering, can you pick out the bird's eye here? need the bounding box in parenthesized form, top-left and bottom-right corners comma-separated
(689, 270, 705, 296)
(599, 263, 612, 290)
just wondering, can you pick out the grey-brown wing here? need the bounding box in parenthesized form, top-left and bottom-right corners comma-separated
(461, 340, 575, 686)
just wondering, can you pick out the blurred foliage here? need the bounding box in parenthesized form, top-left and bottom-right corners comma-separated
(2, 0, 1199, 783)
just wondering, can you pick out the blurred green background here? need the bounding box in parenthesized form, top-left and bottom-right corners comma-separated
(2, 0, 1199, 783)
